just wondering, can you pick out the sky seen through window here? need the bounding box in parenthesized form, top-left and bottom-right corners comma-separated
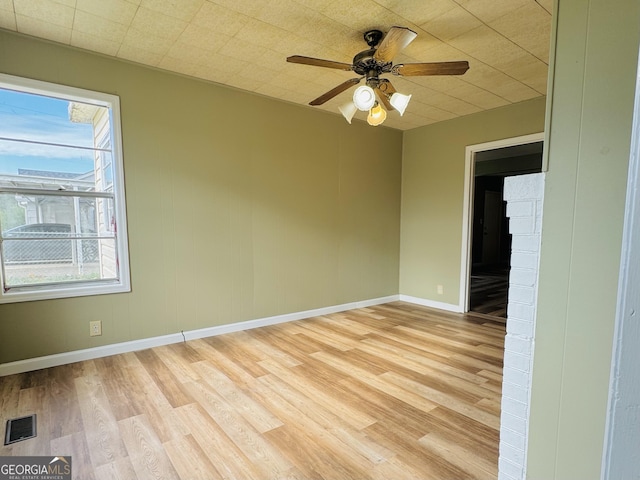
(0, 88, 95, 176)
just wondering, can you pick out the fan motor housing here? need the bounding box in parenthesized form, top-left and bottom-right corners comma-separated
(352, 49, 392, 77)
(352, 49, 377, 75)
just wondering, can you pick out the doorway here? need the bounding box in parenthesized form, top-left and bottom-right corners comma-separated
(460, 133, 545, 316)
(469, 176, 511, 317)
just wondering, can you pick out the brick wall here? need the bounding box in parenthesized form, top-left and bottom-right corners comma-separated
(499, 173, 545, 479)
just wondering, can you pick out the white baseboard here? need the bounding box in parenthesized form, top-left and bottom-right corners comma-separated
(0, 295, 400, 377)
(398, 294, 463, 313)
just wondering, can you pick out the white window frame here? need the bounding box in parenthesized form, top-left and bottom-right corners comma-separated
(0, 73, 130, 303)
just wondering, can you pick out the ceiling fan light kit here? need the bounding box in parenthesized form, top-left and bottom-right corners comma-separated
(353, 85, 376, 111)
(367, 102, 387, 126)
(389, 92, 412, 116)
(287, 26, 469, 127)
(338, 101, 358, 124)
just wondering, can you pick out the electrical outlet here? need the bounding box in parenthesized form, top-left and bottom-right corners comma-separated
(89, 320, 102, 337)
(437, 285, 444, 295)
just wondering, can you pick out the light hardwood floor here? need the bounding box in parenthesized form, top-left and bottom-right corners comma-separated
(0, 302, 505, 479)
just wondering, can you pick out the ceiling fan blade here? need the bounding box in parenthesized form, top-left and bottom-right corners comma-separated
(375, 79, 397, 111)
(393, 61, 470, 76)
(374, 26, 417, 63)
(375, 88, 394, 111)
(287, 55, 353, 71)
(378, 78, 397, 95)
(309, 78, 362, 106)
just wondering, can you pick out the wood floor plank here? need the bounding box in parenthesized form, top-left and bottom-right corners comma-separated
(427, 406, 500, 454)
(94, 457, 138, 480)
(256, 376, 381, 480)
(238, 330, 302, 368)
(48, 365, 85, 440)
(201, 335, 268, 378)
(449, 353, 504, 374)
(264, 425, 349, 480)
(357, 336, 491, 386)
(162, 434, 220, 480)
(247, 326, 324, 364)
(134, 349, 194, 408)
(0, 302, 506, 479)
(0, 373, 20, 422)
(257, 358, 376, 430)
(255, 371, 393, 466)
(336, 376, 446, 440)
(192, 360, 284, 433)
(121, 361, 190, 443)
(368, 328, 459, 360)
(395, 324, 484, 352)
(287, 321, 362, 352)
(118, 414, 180, 480)
(261, 376, 374, 462)
(74, 374, 128, 467)
(94, 356, 142, 421)
(183, 379, 293, 477)
(479, 369, 504, 383)
(420, 431, 497, 479)
(310, 350, 440, 414)
(51, 432, 98, 480)
(189, 338, 259, 388)
(382, 371, 501, 430)
(315, 314, 381, 336)
(154, 343, 203, 384)
(174, 403, 263, 480)
(430, 322, 506, 344)
(363, 420, 477, 479)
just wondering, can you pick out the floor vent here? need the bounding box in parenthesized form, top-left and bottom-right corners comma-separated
(4, 414, 37, 445)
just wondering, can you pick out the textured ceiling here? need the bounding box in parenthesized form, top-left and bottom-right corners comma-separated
(0, 0, 553, 130)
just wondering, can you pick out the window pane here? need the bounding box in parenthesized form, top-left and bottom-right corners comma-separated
(0, 89, 113, 193)
(98, 149, 114, 192)
(3, 237, 117, 288)
(0, 137, 96, 187)
(0, 192, 108, 234)
(0, 192, 118, 289)
(0, 89, 102, 148)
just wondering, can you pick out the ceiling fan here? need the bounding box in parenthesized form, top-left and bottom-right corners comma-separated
(286, 26, 469, 125)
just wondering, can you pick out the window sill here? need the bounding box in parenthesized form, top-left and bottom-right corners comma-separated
(0, 279, 131, 304)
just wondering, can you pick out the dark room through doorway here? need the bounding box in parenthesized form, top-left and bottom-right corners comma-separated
(469, 141, 543, 318)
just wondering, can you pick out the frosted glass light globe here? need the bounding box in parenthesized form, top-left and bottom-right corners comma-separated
(353, 86, 376, 111)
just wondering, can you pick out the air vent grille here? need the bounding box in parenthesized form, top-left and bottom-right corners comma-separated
(4, 414, 37, 445)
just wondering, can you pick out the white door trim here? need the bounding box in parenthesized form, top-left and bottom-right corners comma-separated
(459, 132, 545, 312)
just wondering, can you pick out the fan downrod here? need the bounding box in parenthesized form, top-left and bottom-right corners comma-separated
(363, 30, 383, 47)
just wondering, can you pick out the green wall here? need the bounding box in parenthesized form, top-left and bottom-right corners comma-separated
(528, 0, 640, 477)
(0, 30, 402, 364)
(399, 97, 546, 305)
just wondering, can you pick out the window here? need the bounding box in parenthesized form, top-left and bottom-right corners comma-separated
(0, 74, 130, 303)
